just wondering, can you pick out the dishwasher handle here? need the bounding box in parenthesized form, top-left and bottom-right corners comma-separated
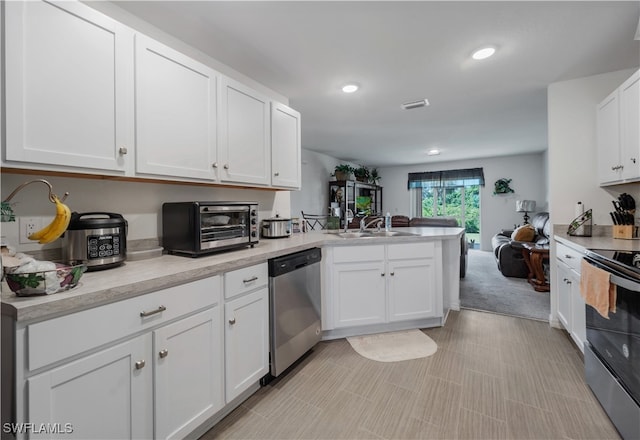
(269, 247, 322, 277)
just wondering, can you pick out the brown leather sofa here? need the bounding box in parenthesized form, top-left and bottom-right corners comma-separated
(350, 215, 468, 278)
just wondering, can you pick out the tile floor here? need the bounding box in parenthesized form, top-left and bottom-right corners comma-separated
(203, 310, 620, 439)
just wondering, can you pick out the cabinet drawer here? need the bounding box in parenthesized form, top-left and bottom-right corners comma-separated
(27, 276, 221, 371)
(556, 242, 584, 273)
(387, 242, 435, 260)
(224, 262, 268, 300)
(333, 245, 385, 264)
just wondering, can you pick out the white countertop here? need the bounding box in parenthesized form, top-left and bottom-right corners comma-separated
(555, 233, 640, 253)
(2, 227, 463, 323)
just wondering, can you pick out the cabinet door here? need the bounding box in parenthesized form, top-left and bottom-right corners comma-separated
(597, 89, 622, 184)
(569, 269, 586, 352)
(5, 1, 133, 173)
(271, 102, 301, 189)
(556, 261, 572, 330)
(332, 262, 386, 328)
(154, 307, 223, 440)
(28, 334, 153, 440)
(388, 259, 437, 322)
(135, 35, 218, 181)
(224, 288, 269, 402)
(218, 77, 270, 185)
(620, 70, 640, 180)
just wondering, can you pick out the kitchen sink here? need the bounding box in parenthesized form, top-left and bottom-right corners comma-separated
(331, 230, 420, 239)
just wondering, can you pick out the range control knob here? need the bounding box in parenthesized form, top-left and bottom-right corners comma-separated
(251, 210, 257, 216)
(251, 231, 257, 237)
(251, 218, 257, 225)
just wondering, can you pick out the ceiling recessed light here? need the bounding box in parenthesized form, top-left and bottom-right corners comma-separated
(472, 46, 496, 60)
(427, 148, 441, 156)
(342, 84, 359, 93)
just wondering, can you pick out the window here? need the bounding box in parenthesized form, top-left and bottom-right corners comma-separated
(408, 168, 484, 246)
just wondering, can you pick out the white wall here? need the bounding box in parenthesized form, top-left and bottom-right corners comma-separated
(378, 153, 547, 251)
(548, 68, 639, 228)
(290, 149, 355, 220)
(0, 173, 289, 253)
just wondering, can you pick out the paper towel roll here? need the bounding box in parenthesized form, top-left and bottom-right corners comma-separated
(575, 202, 584, 234)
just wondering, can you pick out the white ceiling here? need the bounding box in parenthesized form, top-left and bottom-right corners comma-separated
(112, 1, 640, 167)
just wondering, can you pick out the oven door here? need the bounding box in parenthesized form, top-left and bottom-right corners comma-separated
(199, 205, 250, 250)
(585, 257, 640, 405)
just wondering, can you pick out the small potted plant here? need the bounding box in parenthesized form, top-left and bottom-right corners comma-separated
(369, 168, 380, 185)
(333, 164, 354, 181)
(354, 166, 370, 182)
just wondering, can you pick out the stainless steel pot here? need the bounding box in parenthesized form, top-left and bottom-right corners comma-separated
(62, 212, 127, 270)
(261, 217, 292, 238)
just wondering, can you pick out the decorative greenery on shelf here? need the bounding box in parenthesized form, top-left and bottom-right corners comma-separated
(493, 178, 514, 195)
(332, 164, 355, 180)
(369, 168, 380, 184)
(354, 166, 370, 182)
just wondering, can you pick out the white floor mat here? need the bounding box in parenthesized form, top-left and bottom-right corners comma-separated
(347, 329, 438, 362)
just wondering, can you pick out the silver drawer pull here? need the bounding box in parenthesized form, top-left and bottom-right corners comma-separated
(140, 305, 166, 317)
(229, 318, 236, 325)
(243, 276, 258, 284)
(159, 349, 169, 359)
(565, 254, 572, 259)
(135, 360, 146, 370)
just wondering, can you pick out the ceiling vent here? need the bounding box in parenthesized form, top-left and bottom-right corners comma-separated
(402, 99, 430, 110)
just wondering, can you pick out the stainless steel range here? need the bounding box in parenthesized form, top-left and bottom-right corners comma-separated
(583, 249, 640, 439)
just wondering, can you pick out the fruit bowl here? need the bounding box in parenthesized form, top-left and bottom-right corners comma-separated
(4, 262, 87, 296)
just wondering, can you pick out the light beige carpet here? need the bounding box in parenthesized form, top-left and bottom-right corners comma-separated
(347, 329, 437, 362)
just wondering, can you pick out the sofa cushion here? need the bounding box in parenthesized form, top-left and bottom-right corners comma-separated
(511, 224, 535, 242)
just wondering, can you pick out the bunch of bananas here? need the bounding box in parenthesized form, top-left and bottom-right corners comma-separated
(28, 196, 72, 244)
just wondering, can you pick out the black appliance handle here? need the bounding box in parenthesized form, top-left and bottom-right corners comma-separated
(584, 257, 640, 293)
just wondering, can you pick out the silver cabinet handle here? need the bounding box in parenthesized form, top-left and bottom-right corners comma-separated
(381, 273, 385, 277)
(243, 276, 258, 284)
(140, 305, 166, 317)
(159, 349, 169, 359)
(565, 255, 572, 259)
(224, 164, 229, 169)
(212, 162, 218, 168)
(632, 158, 637, 164)
(229, 318, 236, 325)
(390, 272, 395, 276)
(274, 172, 280, 176)
(119, 147, 128, 155)
(135, 360, 146, 370)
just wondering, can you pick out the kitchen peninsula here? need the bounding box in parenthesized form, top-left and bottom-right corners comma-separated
(1, 227, 463, 440)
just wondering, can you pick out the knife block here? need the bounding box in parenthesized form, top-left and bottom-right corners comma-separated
(613, 225, 637, 239)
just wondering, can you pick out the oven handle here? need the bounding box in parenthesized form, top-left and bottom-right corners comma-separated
(584, 257, 640, 293)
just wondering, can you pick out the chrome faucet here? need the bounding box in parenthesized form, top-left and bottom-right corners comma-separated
(360, 217, 383, 232)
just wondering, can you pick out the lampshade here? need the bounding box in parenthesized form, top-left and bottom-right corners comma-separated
(516, 200, 536, 212)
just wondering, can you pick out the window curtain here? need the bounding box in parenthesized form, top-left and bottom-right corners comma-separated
(407, 167, 485, 189)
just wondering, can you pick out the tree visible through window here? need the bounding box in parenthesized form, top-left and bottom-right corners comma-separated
(408, 168, 483, 247)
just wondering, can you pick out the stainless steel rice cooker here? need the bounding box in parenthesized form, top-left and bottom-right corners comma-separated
(63, 212, 127, 270)
(261, 216, 292, 238)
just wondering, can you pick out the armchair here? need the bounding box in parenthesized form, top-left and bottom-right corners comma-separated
(491, 212, 550, 278)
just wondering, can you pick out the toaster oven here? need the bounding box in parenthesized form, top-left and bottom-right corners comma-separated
(162, 202, 258, 256)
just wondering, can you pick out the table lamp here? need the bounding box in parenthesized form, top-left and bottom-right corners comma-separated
(516, 200, 536, 224)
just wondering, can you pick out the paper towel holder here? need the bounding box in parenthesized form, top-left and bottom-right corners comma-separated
(568, 209, 592, 237)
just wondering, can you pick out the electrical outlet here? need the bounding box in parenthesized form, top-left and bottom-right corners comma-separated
(19, 217, 42, 244)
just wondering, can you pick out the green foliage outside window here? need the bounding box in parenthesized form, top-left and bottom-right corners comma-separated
(421, 185, 480, 234)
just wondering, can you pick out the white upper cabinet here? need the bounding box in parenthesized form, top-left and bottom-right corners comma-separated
(4, 1, 133, 173)
(134, 35, 218, 181)
(271, 102, 301, 189)
(597, 90, 621, 184)
(597, 69, 640, 185)
(620, 70, 640, 181)
(218, 77, 271, 186)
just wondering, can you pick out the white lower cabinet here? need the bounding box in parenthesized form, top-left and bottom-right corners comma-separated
(327, 242, 441, 330)
(223, 263, 269, 403)
(14, 276, 223, 440)
(224, 288, 269, 402)
(555, 242, 586, 351)
(28, 334, 154, 440)
(154, 308, 224, 439)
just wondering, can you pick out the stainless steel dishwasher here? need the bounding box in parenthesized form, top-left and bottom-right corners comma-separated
(267, 247, 322, 378)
